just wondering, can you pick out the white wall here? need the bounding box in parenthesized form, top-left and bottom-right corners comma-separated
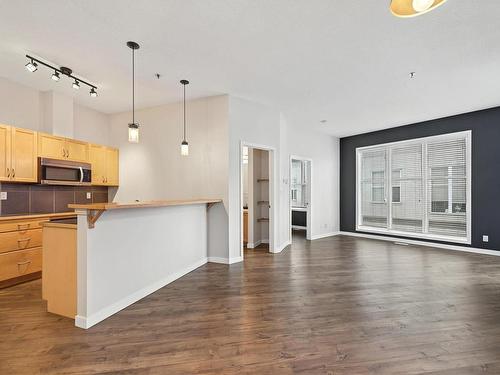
(0, 76, 42, 131)
(0, 76, 110, 144)
(107, 95, 229, 259)
(286, 125, 340, 239)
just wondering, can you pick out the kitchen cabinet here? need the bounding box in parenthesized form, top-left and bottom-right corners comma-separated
(89, 144, 119, 186)
(38, 133, 89, 162)
(105, 148, 119, 186)
(11, 127, 38, 182)
(0, 124, 11, 181)
(0, 125, 37, 183)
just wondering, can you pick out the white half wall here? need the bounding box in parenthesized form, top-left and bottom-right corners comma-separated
(75, 204, 210, 329)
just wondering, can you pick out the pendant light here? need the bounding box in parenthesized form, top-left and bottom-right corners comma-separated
(127, 41, 140, 143)
(180, 79, 189, 156)
(390, 0, 447, 17)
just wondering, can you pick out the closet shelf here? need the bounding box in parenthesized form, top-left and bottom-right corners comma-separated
(257, 201, 269, 205)
(257, 218, 269, 222)
(257, 178, 269, 182)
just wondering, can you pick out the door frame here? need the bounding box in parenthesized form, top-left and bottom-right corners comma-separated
(289, 155, 313, 241)
(240, 141, 277, 257)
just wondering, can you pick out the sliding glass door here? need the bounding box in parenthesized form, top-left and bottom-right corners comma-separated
(356, 131, 471, 244)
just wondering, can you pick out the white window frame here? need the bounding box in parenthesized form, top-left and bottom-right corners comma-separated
(391, 169, 402, 204)
(356, 130, 471, 244)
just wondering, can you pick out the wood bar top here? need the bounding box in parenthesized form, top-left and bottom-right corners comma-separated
(68, 198, 222, 211)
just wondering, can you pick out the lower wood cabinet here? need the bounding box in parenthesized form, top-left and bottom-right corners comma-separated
(0, 247, 42, 282)
(0, 214, 75, 288)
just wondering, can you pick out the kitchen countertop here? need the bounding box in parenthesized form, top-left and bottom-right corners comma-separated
(0, 212, 77, 222)
(68, 199, 223, 211)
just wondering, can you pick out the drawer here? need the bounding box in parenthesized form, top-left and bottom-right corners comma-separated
(0, 219, 44, 234)
(0, 229, 43, 254)
(0, 247, 42, 282)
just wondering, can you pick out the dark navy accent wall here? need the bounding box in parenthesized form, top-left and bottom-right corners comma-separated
(340, 106, 500, 251)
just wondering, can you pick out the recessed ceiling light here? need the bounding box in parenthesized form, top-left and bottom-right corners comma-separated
(409, 72, 416, 78)
(320, 120, 328, 124)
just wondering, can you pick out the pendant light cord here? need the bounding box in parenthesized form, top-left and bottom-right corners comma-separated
(183, 83, 186, 142)
(132, 48, 135, 125)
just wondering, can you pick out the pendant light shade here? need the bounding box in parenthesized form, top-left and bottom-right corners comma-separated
(127, 41, 140, 143)
(180, 79, 189, 156)
(390, 0, 447, 17)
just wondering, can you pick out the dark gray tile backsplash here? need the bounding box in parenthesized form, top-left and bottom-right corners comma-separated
(0, 183, 109, 216)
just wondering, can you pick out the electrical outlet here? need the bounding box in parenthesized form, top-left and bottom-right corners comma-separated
(86, 192, 92, 200)
(0, 192, 7, 200)
(483, 235, 489, 243)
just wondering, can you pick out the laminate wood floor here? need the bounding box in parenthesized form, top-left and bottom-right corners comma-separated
(2, 234, 500, 374)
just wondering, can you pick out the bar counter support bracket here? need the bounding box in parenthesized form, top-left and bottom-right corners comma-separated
(207, 202, 217, 211)
(87, 209, 105, 229)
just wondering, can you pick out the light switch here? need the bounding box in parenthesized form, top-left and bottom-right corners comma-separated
(0, 192, 7, 200)
(86, 192, 92, 200)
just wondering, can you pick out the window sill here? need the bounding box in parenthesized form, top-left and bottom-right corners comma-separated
(356, 225, 471, 245)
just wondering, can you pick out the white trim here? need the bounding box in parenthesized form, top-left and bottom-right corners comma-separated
(338, 231, 500, 257)
(356, 130, 472, 245)
(208, 256, 243, 264)
(240, 141, 277, 257)
(75, 257, 208, 329)
(292, 225, 307, 230)
(276, 240, 291, 253)
(310, 231, 339, 240)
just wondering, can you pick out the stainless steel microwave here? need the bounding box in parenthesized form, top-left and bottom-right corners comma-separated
(39, 158, 92, 186)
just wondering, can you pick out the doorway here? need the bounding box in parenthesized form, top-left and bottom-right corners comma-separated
(290, 156, 312, 242)
(240, 144, 274, 256)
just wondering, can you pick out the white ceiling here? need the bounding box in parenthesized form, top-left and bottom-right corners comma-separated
(0, 0, 499, 137)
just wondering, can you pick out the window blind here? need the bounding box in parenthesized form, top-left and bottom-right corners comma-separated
(356, 131, 471, 243)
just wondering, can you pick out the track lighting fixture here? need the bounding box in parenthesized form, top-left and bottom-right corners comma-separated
(127, 41, 140, 143)
(25, 59, 38, 72)
(24, 54, 98, 96)
(51, 71, 60, 81)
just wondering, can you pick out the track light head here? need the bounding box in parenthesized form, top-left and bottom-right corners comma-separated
(89, 88, 98, 98)
(72, 80, 80, 90)
(51, 71, 60, 82)
(25, 59, 38, 73)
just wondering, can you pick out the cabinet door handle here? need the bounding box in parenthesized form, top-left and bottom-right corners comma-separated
(6, 167, 9, 177)
(17, 260, 31, 266)
(12, 168, 15, 178)
(67, 149, 70, 158)
(17, 223, 31, 231)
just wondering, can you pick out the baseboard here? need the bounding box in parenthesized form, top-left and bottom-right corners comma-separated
(208, 256, 243, 264)
(311, 231, 339, 241)
(247, 239, 267, 248)
(338, 231, 500, 257)
(75, 257, 208, 329)
(273, 240, 291, 253)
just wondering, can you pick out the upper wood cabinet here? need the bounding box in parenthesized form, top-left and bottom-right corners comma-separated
(0, 124, 11, 181)
(89, 144, 119, 186)
(0, 124, 38, 183)
(38, 133, 89, 162)
(11, 128, 38, 182)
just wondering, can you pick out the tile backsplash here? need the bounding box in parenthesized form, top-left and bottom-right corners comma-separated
(0, 183, 109, 216)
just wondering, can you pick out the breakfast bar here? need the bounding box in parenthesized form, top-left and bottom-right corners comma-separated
(67, 198, 222, 329)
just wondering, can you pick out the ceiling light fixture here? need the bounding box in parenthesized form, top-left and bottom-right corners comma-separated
(180, 79, 190, 156)
(25, 59, 38, 72)
(24, 54, 98, 95)
(51, 70, 60, 81)
(390, 0, 447, 17)
(127, 41, 140, 143)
